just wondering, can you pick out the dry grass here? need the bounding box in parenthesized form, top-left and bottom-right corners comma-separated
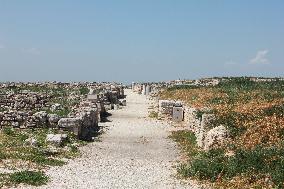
(163, 78, 284, 188)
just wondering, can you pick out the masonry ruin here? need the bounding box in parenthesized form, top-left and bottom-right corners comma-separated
(0, 82, 126, 141)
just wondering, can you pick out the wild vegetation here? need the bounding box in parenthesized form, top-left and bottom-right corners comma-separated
(163, 77, 284, 188)
(0, 127, 84, 187)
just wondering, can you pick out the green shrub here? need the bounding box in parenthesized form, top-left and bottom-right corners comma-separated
(170, 130, 198, 157)
(3, 127, 15, 136)
(167, 85, 201, 91)
(180, 145, 284, 187)
(9, 171, 48, 186)
(212, 112, 249, 138)
(79, 87, 90, 95)
(195, 109, 215, 121)
(13, 146, 65, 166)
(53, 108, 70, 117)
(263, 104, 284, 117)
(31, 155, 65, 166)
(187, 148, 226, 181)
(209, 97, 225, 105)
(149, 111, 158, 119)
(0, 151, 8, 160)
(216, 77, 255, 91)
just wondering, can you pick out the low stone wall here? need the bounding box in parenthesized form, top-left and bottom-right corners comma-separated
(0, 82, 126, 141)
(158, 100, 182, 120)
(183, 105, 228, 150)
(58, 101, 99, 141)
(156, 99, 228, 150)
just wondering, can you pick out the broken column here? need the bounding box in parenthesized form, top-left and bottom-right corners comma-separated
(145, 85, 151, 96)
(196, 114, 215, 148)
(142, 85, 146, 95)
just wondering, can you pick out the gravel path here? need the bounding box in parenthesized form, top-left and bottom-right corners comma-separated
(18, 89, 200, 189)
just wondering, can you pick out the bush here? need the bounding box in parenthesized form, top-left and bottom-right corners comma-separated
(263, 104, 284, 117)
(212, 112, 249, 138)
(149, 111, 158, 119)
(0, 151, 7, 160)
(216, 77, 256, 91)
(187, 148, 226, 181)
(2, 127, 15, 136)
(170, 131, 198, 157)
(9, 171, 48, 186)
(79, 87, 90, 95)
(180, 145, 284, 187)
(167, 85, 201, 91)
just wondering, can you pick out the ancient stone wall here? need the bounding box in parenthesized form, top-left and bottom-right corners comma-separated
(0, 82, 126, 141)
(183, 105, 228, 150)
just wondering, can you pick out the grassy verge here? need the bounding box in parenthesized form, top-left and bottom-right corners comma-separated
(164, 78, 284, 188)
(9, 171, 48, 186)
(0, 127, 83, 187)
(170, 130, 284, 188)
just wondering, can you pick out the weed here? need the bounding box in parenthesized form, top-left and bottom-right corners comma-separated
(149, 111, 158, 119)
(2, 127, 15, 136)
(263, 104, 284, 117)
(9, 171, 48, 186)
(170, 130, 198, 157)
(79, 87, 89, 95)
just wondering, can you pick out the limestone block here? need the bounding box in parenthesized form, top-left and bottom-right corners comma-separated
(46, 133, 68, 147)
(48, 114, 60, 124)
(204, 125, 228, 150)
(197, 114, 215, 148)
(50, 103, 62, 112)
(201, 114, 215, 131)
(172, 107, 183, 122)
(58, 117, 82, 136)
(33, 111, 48, 123)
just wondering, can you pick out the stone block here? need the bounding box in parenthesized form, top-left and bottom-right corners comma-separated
(58, 117, 82, 136)
(204, 125, 228, 150)
(172, 107, 183, 122)
(87, 94, 98, 102)
(46, 133, 68, 147)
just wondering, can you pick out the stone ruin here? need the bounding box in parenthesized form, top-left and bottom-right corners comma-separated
(156, 100, 228, 150)
(0, 82, 126, 141)
(131, 83, 154, 96)
(132, 80, 229, 151)
(155, 98, 228, 150)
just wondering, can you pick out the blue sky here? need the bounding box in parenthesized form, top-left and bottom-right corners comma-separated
(0, 1, 283, 83)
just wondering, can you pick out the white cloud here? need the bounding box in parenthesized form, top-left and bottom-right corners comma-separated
(22, 47, 41, 55)
(250, 50, 270, 64)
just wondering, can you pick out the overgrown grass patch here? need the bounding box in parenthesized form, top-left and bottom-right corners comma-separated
(9, 171, 48, 186)
(79, 87, 90, 95)
(149, 111, 158, 119)
(171, 130, 284, 188)
(0, 128, 85, 187)
(170, 130, 199, 158)
(0, 128, 81, 167)
(164, 78, 284, 188)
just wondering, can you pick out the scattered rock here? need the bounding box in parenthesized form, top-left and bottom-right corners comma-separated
(33, 111, 48, 123)
(46, 133, 68, 146)
(25, 137, 38, 146)
(50, 103, 62, 112)
(48, 114, 60, 124)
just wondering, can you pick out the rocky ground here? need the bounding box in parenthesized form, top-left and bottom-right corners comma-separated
(15, 89, 200, 189)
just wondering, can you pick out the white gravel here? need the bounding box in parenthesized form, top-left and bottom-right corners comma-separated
(16, 89, 200, 189)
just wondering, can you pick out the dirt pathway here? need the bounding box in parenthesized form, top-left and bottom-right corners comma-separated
(20, 89, 199, 189)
